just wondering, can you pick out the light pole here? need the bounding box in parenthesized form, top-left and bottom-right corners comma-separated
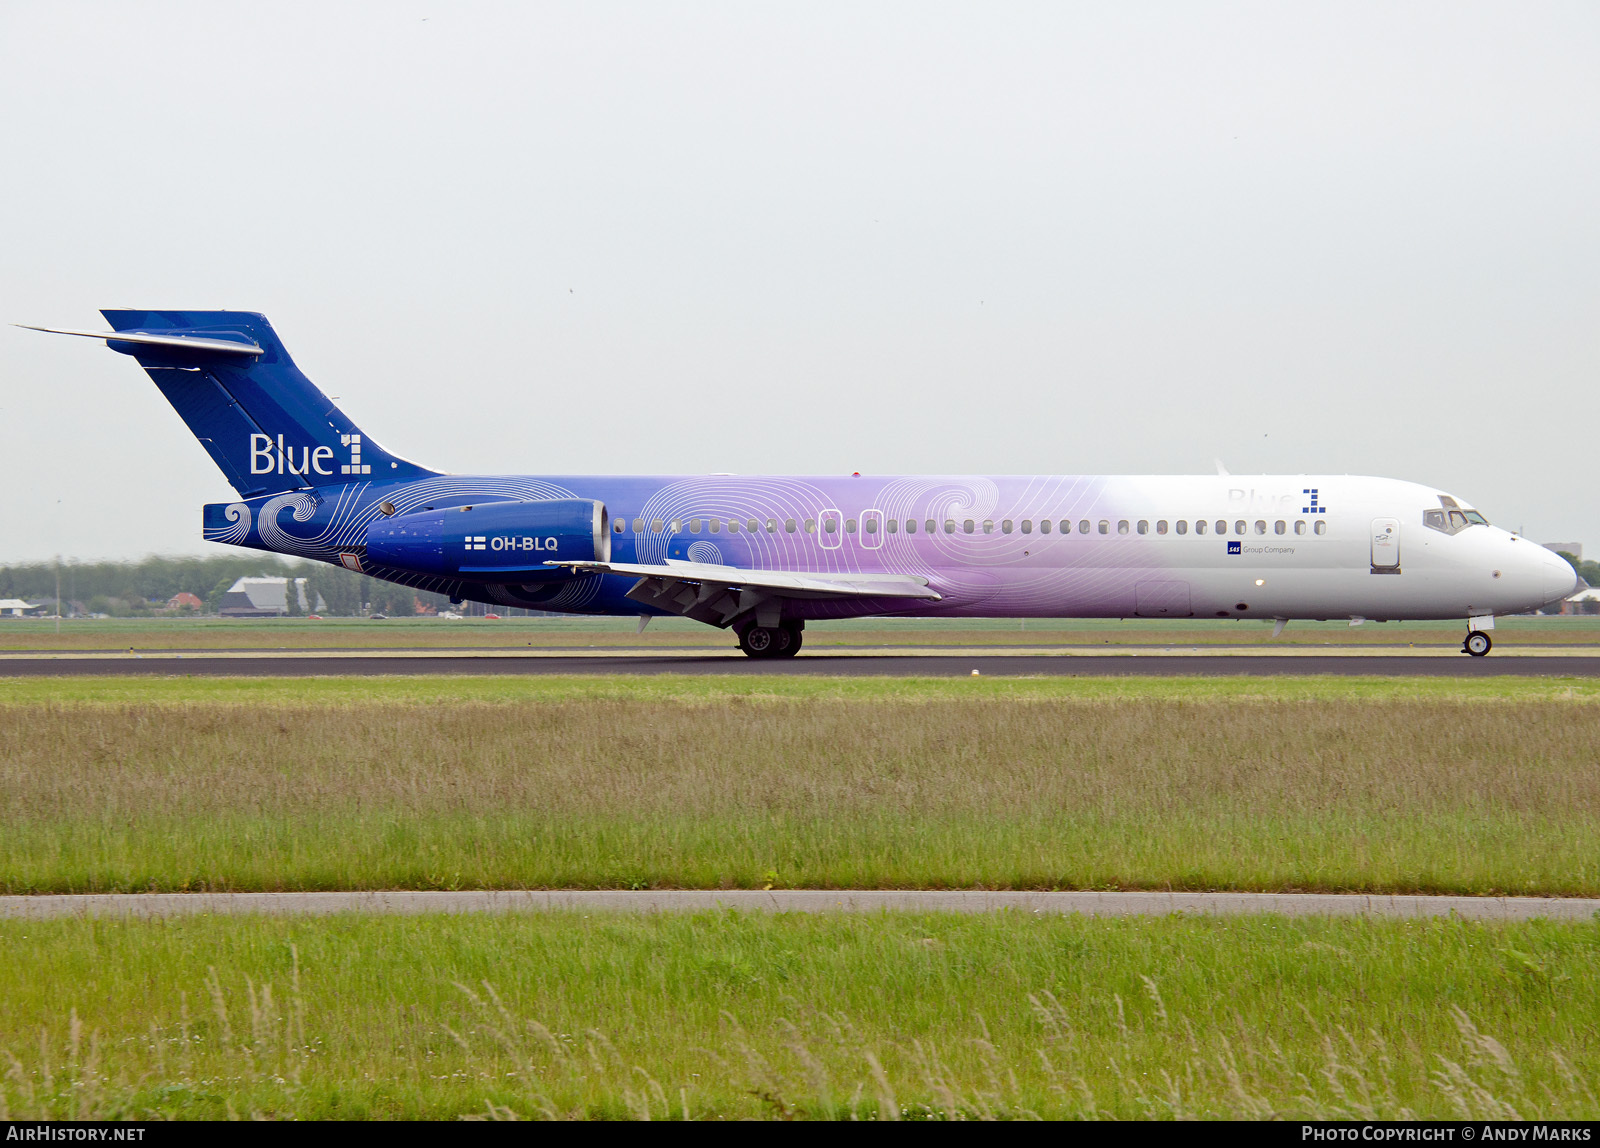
(54, 497, 62, 638)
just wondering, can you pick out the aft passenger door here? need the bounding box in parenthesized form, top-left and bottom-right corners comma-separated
(1371, 517, 1400, 574)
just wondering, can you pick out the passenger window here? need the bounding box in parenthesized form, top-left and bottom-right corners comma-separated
(1156, 520, 1167, 535)
(906, 520, 917, 534)
(886, 519, 897, 534)
(689, 518, 702, 534)
(944, 520, 956, 534)
(785, 519, 796, 533)
(670, 519, 681, 533)
(982, 520, 994, 534)
(1021, 520, 1032, 534)
(1234, 521, 1246, 535)
(846, 519, 857, 533)
(1039, 520, 1051, 534)
(862, 517, 877, 534)
(1099, 520, 1110, 535)
(766, 519, 777, 533)
(1254, 521, 1266, 535)
(1175, 520, 1187, 535)
(823, 518, 836, 534)
(747, 518, 759, 532)
(1274, 520, 1285, 535)
(613, 518, 625, 534)
(927, 520, 937, 534)
(1216, 521, 1227, 535)
(1117, 520, 1129, 535)
(1294, 520, 1306, 535)
(1078, 520, 1089, 534)
(1136, 520, 1148, 535)
(711, 518, 721, 533)
(1002, 519, 1013, 534)
(728, 519, 740, 533)
(1314, 520, 1326, 535)
(804, 518, 816, 533)
(963, 519, 975, 534)
(650, 519, 663, 533)
(632, 518, 644, 533)
(1196, 520, 1207, 535)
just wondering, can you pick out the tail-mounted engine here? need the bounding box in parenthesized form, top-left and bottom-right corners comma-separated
(364, 498, 610, 581)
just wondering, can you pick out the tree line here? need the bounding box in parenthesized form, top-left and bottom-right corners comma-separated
(0, 555, 447, 617)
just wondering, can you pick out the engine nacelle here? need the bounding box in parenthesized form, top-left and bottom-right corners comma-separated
(364, 498, 609, 581)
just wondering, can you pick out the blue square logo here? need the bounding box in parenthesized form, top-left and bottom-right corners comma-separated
(1227, 540, 1242, 555)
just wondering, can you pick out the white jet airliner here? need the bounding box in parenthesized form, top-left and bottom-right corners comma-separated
(25, 311, 1582, 656)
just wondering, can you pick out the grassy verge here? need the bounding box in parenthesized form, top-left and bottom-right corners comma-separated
(4, 615, 1598, 650)
(3, 678, 1597, 894)
(2, 671, 1598, 705)
(1, 912, 1595, 1120)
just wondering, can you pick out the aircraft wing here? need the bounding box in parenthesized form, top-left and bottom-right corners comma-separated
(547, 558, 940, 628)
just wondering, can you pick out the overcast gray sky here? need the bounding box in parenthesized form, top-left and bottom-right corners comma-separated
(1, 1, 1595, 563)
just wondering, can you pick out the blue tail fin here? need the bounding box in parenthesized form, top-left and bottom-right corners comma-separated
(100, 309, 435, 497)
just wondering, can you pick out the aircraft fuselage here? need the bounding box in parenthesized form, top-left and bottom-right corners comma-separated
(204, 471, 1574, 625)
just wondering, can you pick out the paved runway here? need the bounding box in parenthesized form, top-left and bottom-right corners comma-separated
(3, 890, 1596, 920)
(1, 652, 1597, 676)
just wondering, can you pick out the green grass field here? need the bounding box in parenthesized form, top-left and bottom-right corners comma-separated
(3, 676, 1597, 895)
(1, 911, 1596, 1120)
(4, 674, 1599, 1121)
(3, 614, 1598, 650)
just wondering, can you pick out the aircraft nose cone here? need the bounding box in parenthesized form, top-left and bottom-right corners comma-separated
(1541, 550, 1581, 605)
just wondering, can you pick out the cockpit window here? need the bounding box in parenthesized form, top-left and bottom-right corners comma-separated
(1425, 504, 1489, 536)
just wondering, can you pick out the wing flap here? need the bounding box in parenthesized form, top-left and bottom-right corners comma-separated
(553, 558, 939, 598)
(547, 558, 940, 628)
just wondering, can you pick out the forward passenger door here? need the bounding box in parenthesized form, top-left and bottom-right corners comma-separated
(1371, 518, 1400, 574)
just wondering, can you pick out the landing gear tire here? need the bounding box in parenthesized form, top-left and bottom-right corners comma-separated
(739, 623, 804, 659)
(739, 625, 776, 657)
(1464, 631, 1492, 657)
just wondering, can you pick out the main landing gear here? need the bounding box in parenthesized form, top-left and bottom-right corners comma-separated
(1463, 631, 1492, 657)
(738, 622, 804, 659)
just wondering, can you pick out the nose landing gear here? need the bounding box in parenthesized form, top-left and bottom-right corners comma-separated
(1463, 631, 1492, 657)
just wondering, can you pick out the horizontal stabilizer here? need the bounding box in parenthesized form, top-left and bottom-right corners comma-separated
(24, 310, 436, 498)
(16, 324, 263, 356)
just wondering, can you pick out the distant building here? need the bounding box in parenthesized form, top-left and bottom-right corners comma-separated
(1560, 588, 1600, 616)
(166, 591, 203, 612)
(0, 598, 45, 617)
(218, 577, 323, 618)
